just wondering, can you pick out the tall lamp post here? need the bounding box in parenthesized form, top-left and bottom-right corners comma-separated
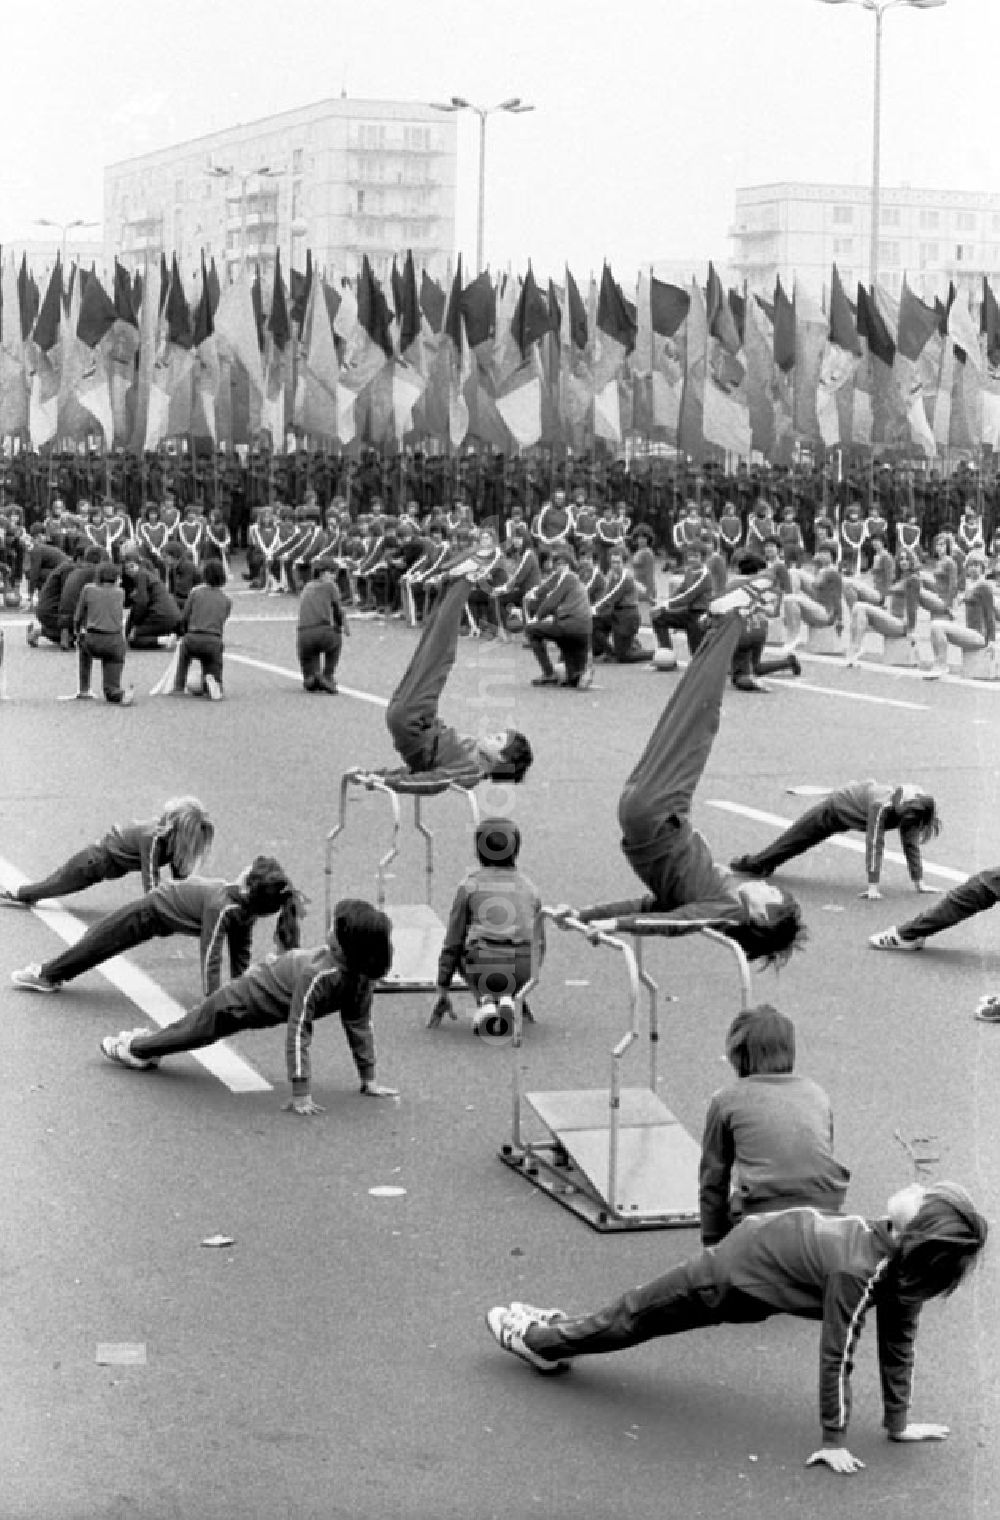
(430, 96, 534, 273)
(817, 0, 946, 288)
(34, 216, 100, 268)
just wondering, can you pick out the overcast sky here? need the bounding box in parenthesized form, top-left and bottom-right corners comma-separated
(3, 0, 987, 283)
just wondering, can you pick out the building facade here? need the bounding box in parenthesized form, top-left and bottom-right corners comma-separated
(730, 182, 1000, 303)
(104, 95, 458, 291)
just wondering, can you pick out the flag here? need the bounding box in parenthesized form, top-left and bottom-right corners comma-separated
(744, 294, 777, 456)
(564, 267, 588, 349)
(594, 262, 634, 389)
(558, 265, 592, 447)
(17, 255, 37, 340)
(897, 279, 939, 362)
(706, 263, 740, 355)
(829, 264, 861, 355)
(511, 266, 550, 358)
(773, 277, 795, 372)
(460, 270, 496, 350)
(396, 251, 421, 354)
(492, 271, 523, 391)
(496, 354, 543, 448)
(357, 255, 393, 357)
(214, 268, 265, 406)
(856, 284, 895, 367)
(678, 277, 707, 460)
(113, 261, 139, 328)
(192, 252, 220, 442)
(982, 276, 1000, 367)
(947, 289, 982, 374)
(28, 262, 62, 446)
(420, 271, 446, 334)
(290, 249, 312, 329)
(444, 260, 471, 446)
(77, 270, 117, 349)
(700, 280, 751, 457)
(262, 252, 290, 443)
(294, 273, 339, 437)
(793, 280, 827, 442)
(651, 277, 689, 339)
(0, 256, 28, 436)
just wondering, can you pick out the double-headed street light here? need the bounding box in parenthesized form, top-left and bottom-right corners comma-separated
(34, 216, 100, 267)
(817, 0, 946, 288)
(430, 95, 535, 273)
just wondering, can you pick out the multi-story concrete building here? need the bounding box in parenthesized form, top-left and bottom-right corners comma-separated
(730, 182, 1000, 303)
(104, 95, 458, 291)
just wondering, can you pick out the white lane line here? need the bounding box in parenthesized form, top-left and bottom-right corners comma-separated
(225, 651, 389, 708)
(706, 800, 968, 884)
(0, 858, 271, 1094)
(781, 682, 927, 711)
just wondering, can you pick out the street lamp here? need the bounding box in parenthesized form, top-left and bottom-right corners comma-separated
(817, 0, 946, 288)
(34, 216, 100, 267)
(430, 96, 535, 273)
(205, 162, 277, 271)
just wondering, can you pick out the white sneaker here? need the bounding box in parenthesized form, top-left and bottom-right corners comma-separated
(869, 928, 925, 952)
(100, 1030, 159, 1070)
(485, 1304, 570, 1374)
(204, 675, 223, 702)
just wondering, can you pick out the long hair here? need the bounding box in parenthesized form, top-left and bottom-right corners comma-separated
(240, 856, 304, 950)
(160, 796, 215, 878)
(892, 1184, 988, 1302)
(893, 789, 941, 846)
(722, 898, 807, 970)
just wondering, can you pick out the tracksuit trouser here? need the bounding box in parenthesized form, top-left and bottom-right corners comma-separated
(526, 1252, 773, 1363)
(40, 898, 179, 985)
(897, 867, 1000, 943)
(386, 577, 470, 769)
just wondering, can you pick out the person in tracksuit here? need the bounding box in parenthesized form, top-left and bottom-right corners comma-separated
(524, 544, 593, 688)
(10, 857, 299, 996)
(730, 781, 941, 900)
(590, 549, 652, 663)
(371, 567, 533, 794)
(0, 798, 214, 907)
(100, 897, 398, 1111)
(557, 615, 805, 970)
(870, 862, 1000, 959)
(485, 1181, 987, 1477)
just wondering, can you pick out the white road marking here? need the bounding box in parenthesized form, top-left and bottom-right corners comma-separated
(781, 681, 927, 711)
(0, 858, 272, 1094)
(225, 651, 389, 707)
(706, 801, 968, 883)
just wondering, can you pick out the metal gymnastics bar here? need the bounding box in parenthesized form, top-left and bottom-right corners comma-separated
(324, 768, 481, 992)
(499, 911, 752, 1233)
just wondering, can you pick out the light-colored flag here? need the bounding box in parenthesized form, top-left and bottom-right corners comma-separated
(496, 358, 542, 448)
(792, 280, 827, 443)
(214, 271, 264, 404)
(294, 276, 339, 438)
(947, 293, 983, 373)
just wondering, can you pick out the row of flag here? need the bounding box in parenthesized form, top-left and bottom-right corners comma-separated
(3, 247, 999, 461)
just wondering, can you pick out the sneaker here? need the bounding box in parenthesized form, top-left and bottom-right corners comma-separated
(0, 888, 27, 908)
(120, 687, 135, 708)
(531, 674, 559, 687)
(578, 660, 595, 690)
(204, 675, 223, 702)
(318, 677, 339, 694)
(11, 963, 59, 992)
(164, 633, 178, 651)
(509, 1302, 568, 1327)
(844, 650, 862, 669)
(729, 855, 772, 878)
(485, 1304, 570, 1374)
(100, 1031, 159, 1070)
(787, 654, 802, 677)
(521, 998, 536, 1024)
(25, 621, 39, 648)
(869, 928, 925, 952)
(974, 995, 1000, 1024)
(471, 999, 499, 1037)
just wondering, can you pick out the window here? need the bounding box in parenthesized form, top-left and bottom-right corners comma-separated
(174, 177, 184, 201)
(292, 148, 303, 173)
(833, 204, 854, 224)
(955, 243, 973, 262)
(919, 209, 940, 231)
(878, 240, 900, 265)
(357, 189, 364, 213)
(919, 242, 939, 263)
(956, 211, 977, 232)
(833, 237, 854, 257)
(881, 206, 901, 227)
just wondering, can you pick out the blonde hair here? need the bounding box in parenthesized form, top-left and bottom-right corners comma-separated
(160, 796, 215, 878)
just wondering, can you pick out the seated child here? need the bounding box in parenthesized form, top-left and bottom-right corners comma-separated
(429, 817, 543, 1037)
(699, 1004, 850, 1245)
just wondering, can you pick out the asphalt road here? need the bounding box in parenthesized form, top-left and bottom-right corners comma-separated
(1, 590, 999, 1520)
